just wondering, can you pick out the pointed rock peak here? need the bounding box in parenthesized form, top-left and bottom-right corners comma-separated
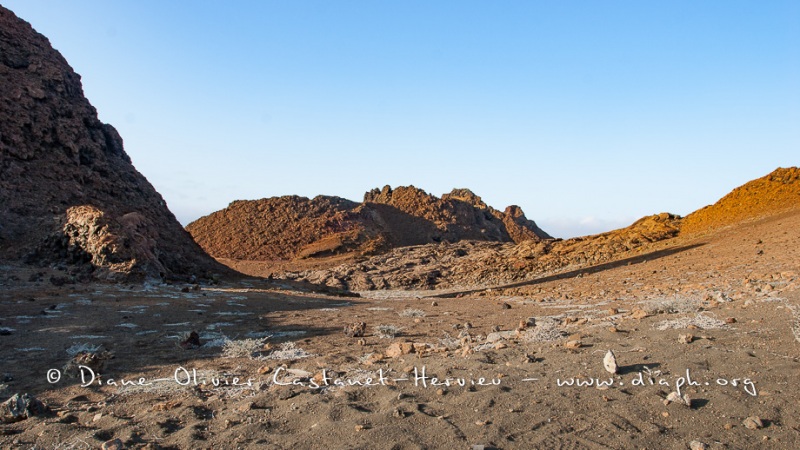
(504, 205, 526, 219)
(363, 185, 434, 204)
(443, 189, 487, 209)
(363, 185, 393, 203)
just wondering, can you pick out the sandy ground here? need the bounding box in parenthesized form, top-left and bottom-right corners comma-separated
(1, 210, 799, 449)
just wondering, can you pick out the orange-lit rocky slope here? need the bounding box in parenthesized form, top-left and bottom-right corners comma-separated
(682, 167, 800, 235)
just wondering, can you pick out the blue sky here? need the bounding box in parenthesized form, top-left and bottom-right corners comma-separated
(5, 1, 799, 238)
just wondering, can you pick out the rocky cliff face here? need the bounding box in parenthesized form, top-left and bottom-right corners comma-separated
(0, 6, 224, 280)
(187, 185, 551, 263)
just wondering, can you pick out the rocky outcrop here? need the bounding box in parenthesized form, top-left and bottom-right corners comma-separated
(0, 6, 224, 280)
(187, 185, 551, 263)
(682, 167, 800, 235)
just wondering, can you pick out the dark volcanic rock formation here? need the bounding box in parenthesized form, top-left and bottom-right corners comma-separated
(187, 185, 551, 262)
(0, 6, 224, 280)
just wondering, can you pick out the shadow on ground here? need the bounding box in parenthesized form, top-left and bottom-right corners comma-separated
(428, 243, 707, 298)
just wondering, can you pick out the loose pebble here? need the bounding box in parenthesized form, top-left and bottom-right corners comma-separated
(742, 416, 764, 430)
(603, 350, 618, 374)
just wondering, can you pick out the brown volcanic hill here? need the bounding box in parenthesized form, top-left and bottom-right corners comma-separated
(186, 185, 551, 264)
(186, 195, 366, 261)
(681, 167, 800, 235)
(0, 6, 225, 280)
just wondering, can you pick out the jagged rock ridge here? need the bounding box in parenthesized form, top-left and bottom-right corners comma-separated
(187, 185, 551, 262)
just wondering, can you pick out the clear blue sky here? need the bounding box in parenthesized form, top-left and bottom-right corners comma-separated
(5, 1, 799, 238)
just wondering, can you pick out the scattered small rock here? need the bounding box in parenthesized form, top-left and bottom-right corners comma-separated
(179, 331, 201, 349)
(564, 340, 582, 349)
(502, 302, 511, 309)
(679, 334, 694, 344)
(688, 440, 707, 450)
(742, 416, 764, 430)
(101, 438, 124, 450)
(486, 330, 517, 343)
(665, 391, 692, 407)
(278, 390, 297, 401)
(344, 322, 367, 338)
(57, 413, 79, 424)
(631, 309, 649, 319)
(385, 342, 415, 358)
(152, 400, 181, 412)
(603, 350, 618, 374)
(1, 393, 49, 423)
(64, 349, 113, 378)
